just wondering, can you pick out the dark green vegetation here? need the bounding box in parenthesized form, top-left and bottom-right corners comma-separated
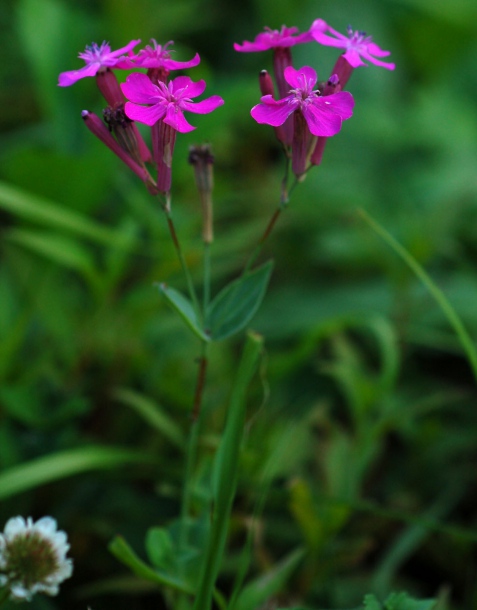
(1, 0, 477, 608)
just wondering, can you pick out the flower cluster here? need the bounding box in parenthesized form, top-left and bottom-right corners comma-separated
(235, 19, 394, 176)
(59, 39, 224, 195)
(58, 19, 394, 191)
(0, 516, 73, 602)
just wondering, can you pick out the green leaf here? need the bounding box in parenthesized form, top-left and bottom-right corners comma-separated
(0, 446, 155, 500)
(363, 594, 383, 610)
(383, 592, 437, 610)
(359, 208, 477, 383)
(234, 548, 305, 610)
(145, 528, 176, 572)
(113, 388, 185, 449)
(157, 283, 209, 342)
(0, 181, 132, 248)
(206, 261, 274, 341)
(109, 536, 194, 594)
(6, 228, 99, 285)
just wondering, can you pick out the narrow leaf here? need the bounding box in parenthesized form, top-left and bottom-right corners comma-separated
(358, 208, 477, 382)
(0, 446, 155, 500)
(113, 388, 185, 449)
(206, 261, 274, 341)
(193, 332, 263, 610)
(0, 181, 131, 247)
(157, 283, 209, 342)
(234, 548, 305, 610)
(7, 228, 98, 283)
(109, 536, 193, 594)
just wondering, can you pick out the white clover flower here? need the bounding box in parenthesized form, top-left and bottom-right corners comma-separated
(0, 516, 73, 601)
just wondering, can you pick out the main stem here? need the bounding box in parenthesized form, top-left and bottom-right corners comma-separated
(161, 195, 202, 322)
(241, 169, 298, 277)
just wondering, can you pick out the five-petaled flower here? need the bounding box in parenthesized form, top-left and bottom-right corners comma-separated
(58, 39, 141, 86)
(251, 66, 354, 137)
(233, 25, 312, 52)
(116, 39, 200, 71)
(310, 19, 395, 70)
(121, 73, 224, 132)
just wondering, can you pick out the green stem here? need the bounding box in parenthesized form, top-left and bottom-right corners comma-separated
(161, 202, 202, 322)
(203, 241, 211, 314)
(241, 170, 299, 277)
(359, 208, 477, 383)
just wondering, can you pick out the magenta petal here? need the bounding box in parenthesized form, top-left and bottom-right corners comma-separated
(121, 73, 159, 104)
(324, 91, 355, 119)
(164, 53, 201, 70)
(182, 95, 224, 115)
(172, 77, 205, 98)
(233, 40, 261, 52)
(310, 18, 328, 33)
(284, 65, 317, 89)
(124, 101, 166, 126)
(366, 42, 391, 57)
(359, 50, 395, 69)
(342, 49, 367, 68)
(311, 30, 347, 50)
(110, 39, 141, 59)
(114, 57, 136, 69)
(58, 63, 99, 86)
(302, 103, 343, 137)
(163, 106, 195, 133)
(251, 98, 296, 127)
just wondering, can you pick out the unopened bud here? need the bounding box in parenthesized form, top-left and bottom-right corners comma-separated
(189, 144, 214, 243)
(291, 112, 315, 178)
(329, 55, 354, 89)
(82, 110, 157, 193)
(322, 73, 342, 96)
(259, 70, 275, 97)
(95, 68, 124, 107)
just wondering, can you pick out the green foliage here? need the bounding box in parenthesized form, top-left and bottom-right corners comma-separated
(1, 0, 477, 609)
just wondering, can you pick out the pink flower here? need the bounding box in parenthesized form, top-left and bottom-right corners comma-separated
(251, 66, 354, 137)
(121, 73, 224, 133)
(310, 19, 395, 70)
(234, 25, 312, 52)
(116, 40, 200, 71)
(58, 40, 141, 86)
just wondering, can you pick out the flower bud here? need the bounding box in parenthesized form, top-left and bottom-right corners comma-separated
(189, 144, 214, 243)
(95, 68, 125, 107)
(329, 55, 354, 89)
(82, 110, 157, 193)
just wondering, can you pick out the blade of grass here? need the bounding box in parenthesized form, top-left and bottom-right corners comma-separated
(358, 208, 477, 383)
(0, 446, 155, 500)
(192, 331, 263, 610)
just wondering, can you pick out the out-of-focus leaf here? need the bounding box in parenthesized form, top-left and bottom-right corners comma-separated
(0, 446, 156, 500)
(109, 536, 194, 594)
(6, 228, 99, 285)
(113, 388, 185, 449)
(0, 181, 132, 247)
(233, 547, 305, 610)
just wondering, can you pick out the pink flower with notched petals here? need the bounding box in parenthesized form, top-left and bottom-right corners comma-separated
(116, 40, 200, 71)
(251, 66, 354, 137)
(234, 25, 312, 52)
(58, 40, 141, 86)
(310, 19, 395, 70)
(121, 73, 224, 133)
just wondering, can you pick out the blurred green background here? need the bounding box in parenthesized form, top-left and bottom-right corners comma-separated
(1, 0, 477, 609)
